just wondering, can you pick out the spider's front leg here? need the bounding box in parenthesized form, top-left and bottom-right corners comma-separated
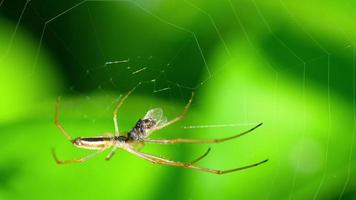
(125, 148, 268, 175)
(125, 147, 211, 166)
(151, 92, 194, 133)
(144, 123, 263, 144)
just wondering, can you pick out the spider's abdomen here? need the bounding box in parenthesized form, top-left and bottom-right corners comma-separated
(128, 118, 156, 141)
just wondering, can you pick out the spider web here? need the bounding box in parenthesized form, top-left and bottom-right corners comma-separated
(0, 0, 355, 200)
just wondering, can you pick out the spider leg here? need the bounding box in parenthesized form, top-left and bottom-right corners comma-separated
(52, 148, 102, 164)
(113, 84, 140, 135)
(55, 97, 74, 142)
(151, 92, 194, 132)
(105, 147, 117, 161)
(144, 123, 262, 144)
(125, 148, 268, 175)
(189, 147, 211, 165)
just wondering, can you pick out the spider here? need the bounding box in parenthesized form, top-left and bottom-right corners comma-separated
(52, 86, 268, 175)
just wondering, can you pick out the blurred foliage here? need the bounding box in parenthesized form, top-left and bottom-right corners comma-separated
(0, 18, 60, 124)
(1, 0, 356, 200)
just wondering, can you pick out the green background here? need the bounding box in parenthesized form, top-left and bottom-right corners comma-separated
(0, 0, 355, 199)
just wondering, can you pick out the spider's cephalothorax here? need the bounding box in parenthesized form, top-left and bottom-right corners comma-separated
(127, 118, 156, 141)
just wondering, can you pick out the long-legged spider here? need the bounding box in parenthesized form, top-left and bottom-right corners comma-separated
(52, 86, 268, 175)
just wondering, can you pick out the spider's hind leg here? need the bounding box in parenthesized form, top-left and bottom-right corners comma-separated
(55, 97, 74, 142)
(52, 148, 102, 164)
